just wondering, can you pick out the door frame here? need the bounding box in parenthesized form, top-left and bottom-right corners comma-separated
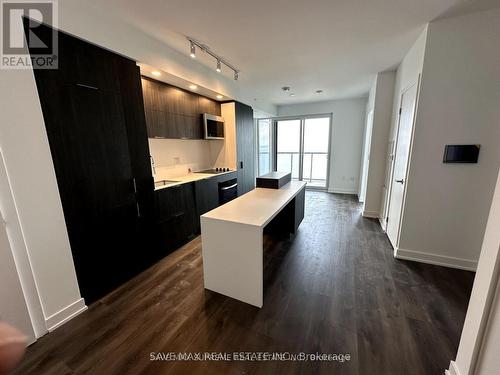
(255, 118, 274, 177)
(0, 149, 46, 342)
(270, 113, 333, 190)
(359, 110, 374, 202)
(385, 76, 421, 248)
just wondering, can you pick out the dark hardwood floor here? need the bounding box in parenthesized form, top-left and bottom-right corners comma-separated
(13, 192, 474, 375)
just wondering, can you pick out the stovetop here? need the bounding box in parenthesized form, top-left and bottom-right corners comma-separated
(196, 168, 232, 174)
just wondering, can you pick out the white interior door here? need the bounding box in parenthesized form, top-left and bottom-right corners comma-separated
(386, 83, 418, 248)
(359, 110, 373, 202)
(0, 154, 36, 343)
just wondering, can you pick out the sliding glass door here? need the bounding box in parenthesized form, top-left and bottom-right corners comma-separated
(257, 119, 272, 176)
(302, 117, 330, 188)
(273, 115, 331, 189)
(276, 119, 301, 180)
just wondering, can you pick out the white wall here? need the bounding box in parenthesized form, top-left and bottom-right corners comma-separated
(0, 67, 85, 333)
(362, 71, 396, 218)
(398, 9, 500, 269)
(380, 27, 428, 225)
(149, 139, 215, 180)
(277, 97, 367, 194)
(447, 169, 500, 375)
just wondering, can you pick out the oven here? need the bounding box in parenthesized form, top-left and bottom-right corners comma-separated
(219, 178, 238, 205)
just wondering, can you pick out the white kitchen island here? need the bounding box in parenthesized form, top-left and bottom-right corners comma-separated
(200, 181, 306, 307)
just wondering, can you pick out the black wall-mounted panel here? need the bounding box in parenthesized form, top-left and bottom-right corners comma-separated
(443, 145, 480, 163)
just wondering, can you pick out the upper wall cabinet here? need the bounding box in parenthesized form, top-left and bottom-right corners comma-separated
(141, 77, 221, 140)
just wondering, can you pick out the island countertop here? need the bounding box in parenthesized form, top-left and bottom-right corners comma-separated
(201, 181, 306, 227)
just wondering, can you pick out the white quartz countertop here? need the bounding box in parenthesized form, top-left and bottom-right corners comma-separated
(154, 170, 236, 190)
(201, 181, 306, 227)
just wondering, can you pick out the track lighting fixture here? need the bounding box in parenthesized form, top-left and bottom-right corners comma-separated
(187, 37, 240, 81)
(190, 42, 196, 58)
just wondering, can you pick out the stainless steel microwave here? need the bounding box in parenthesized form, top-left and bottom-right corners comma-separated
(203, 114, 224, 139)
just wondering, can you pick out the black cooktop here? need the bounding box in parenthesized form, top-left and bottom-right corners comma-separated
(197, 168, 231, 174)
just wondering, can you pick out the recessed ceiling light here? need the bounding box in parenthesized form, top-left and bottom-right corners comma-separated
(189, 84, 198, 90)
(151, 71, 161, 76)
(216, 60, 221, 73)
(315, 90, 323, 94)
(216, 94, 223, 99)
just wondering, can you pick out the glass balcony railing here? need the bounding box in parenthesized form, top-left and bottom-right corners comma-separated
(276, 151, 328, 188)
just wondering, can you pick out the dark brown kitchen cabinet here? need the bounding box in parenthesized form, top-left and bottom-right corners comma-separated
(141, 77, 220, 139)
(155, 183, 197, 252)
(27, 23, 155, 303)
(235, 102, 255, 195)
(194, 172, 238, 218)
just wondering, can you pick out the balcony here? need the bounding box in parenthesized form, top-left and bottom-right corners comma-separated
(276, 151, 328, 188)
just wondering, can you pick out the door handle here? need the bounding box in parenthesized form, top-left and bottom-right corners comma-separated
(76, 83, 99, 90)
(395, 179, 404, 184)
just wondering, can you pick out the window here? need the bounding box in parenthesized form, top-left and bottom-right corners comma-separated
(257, 119, 272, 176)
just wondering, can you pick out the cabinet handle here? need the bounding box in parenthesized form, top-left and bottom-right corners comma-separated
(395, 179, 404, 184)
(76, 83, 99, 90)
(240, 161, 243, 169)
(136, 202, 141, 218)
(132, 177, 137, 194)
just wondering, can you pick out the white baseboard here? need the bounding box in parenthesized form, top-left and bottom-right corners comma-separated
(378, 217, 386, 232)
(362, 210, 379, 218)
(45, 298, 87, 332)
(328, 188, 357, 195)
(446, 361, 461, 375)
(395, 248, 477, 272)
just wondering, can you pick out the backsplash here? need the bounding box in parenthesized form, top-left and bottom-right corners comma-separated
(149, 138, 221, 180)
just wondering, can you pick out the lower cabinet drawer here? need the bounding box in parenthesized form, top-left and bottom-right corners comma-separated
(155, 182, 197, 254)
(157, 213, 185, 251)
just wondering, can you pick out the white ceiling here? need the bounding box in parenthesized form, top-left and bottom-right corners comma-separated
(86, 0, 497, 105)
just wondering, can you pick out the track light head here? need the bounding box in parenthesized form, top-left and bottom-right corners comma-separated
(190, 42, 196, 58)
(187, 37, 239, 81)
